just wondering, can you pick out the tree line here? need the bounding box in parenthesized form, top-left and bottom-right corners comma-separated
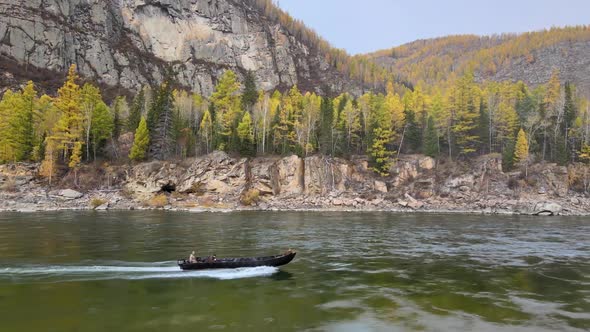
(1, 64, 589, 180)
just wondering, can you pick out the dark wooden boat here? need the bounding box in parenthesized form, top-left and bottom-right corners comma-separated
(177, 251, 296, 270)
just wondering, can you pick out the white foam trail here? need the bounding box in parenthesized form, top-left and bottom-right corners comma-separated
(1, 266, 180, 274)
(129, 267, 279, 280)
(0, 264, 279, 282)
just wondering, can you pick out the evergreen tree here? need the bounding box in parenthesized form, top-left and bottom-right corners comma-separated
(478, 98, 490, 154)
(319, 97, 334, 155)
(129, 117, 150, 161)
(241, 71, 258, 111)
(112, 96, 126, 139)
(128, 88, 145, 132)
(555, 135, 569, 166)
(502, 140, 516, 172)
(17, 81, 36, 160)
(404, 109, 421, 153)
(424, 116, 439, 158)
(147, 81, 174, 160)
(563, 82, 576, 133)
(90, 102, 114, 160)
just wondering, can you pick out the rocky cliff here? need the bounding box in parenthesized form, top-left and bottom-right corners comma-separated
(0, 0, 360, 96)
(1, 152, 588, 216)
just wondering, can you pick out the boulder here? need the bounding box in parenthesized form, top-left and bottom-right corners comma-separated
(532, 202, 563, 216)
(374, 180, 388, 193)
(407, 200, 424, 210)
(95, 203, 109, 211)
(445, 174, 475, 189)
(418, 156, 435, 170)
(392, 160, 418, 186)
(58, 189, 84, 199)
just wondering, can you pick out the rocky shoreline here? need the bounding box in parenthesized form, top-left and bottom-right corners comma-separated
(1, 152, 589, 216)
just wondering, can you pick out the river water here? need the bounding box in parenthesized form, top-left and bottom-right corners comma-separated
(0, 212, 588, 331)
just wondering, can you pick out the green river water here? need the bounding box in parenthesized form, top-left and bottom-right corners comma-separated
(0, 211, 588, 331)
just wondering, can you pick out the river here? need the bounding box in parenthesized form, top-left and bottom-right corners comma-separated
(0, 211, 588, 331)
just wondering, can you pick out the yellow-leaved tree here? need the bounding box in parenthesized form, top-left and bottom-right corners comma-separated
(514, 128, 530, 176)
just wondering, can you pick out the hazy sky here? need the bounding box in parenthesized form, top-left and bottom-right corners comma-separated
(276, 0, 590, 54)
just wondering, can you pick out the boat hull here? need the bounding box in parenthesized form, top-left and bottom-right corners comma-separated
(178, 252, 296, 270)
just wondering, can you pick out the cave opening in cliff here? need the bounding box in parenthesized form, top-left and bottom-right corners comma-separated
(161, 182, 176, 193)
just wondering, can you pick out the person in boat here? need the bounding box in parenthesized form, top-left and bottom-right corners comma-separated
(189, 251, 197, 263)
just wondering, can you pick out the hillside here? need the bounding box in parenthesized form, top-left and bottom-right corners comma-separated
(0, 0, 369, 96)
(369, 26, 590, 94)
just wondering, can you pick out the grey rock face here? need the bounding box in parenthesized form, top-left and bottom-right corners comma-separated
(0, 0, 360, 96)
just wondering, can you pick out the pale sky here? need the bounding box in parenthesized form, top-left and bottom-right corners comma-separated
(276, 0, 590, 54)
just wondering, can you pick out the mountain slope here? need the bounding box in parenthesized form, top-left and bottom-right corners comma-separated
(0, 0, 363, 96)
(368, 26, 590, 94)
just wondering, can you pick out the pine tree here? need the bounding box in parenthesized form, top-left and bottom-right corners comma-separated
(17, 81, 36, 160)
(424, 116, 439, 158)
(129, 117, 150, 161)
(241, 71, 258, 111)
(112, 96, 127, 139)
(404, 109, 421, 153)
(478, 98, 490, 154)
(128, 88, 145, 132)
(319, 97, 334, 155)
(90, 102, 114, 160)
(147, 81, 174, 160)
(502, 140, 516, 172)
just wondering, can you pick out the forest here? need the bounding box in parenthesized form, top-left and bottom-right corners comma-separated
(1, 63, 589, 181)
(369, 26, 590, 87)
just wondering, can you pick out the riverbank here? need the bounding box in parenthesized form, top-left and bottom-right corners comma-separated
(0, 186, 587, 216)
(1, 152, 589, 216)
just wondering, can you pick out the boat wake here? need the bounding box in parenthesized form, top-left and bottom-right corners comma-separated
(0, 262, 279, 283)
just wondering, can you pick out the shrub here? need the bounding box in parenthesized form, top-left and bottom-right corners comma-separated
(507, 177, 520, 190)
(0, 177, 17, 192)
(120, 188, 134, 199)
(189, 182, 206, 196)
(240, 189, 260, 206)
(90, 198, 108, 209)
(148, 194, 168, 208)
(525, 176, 537, 187)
